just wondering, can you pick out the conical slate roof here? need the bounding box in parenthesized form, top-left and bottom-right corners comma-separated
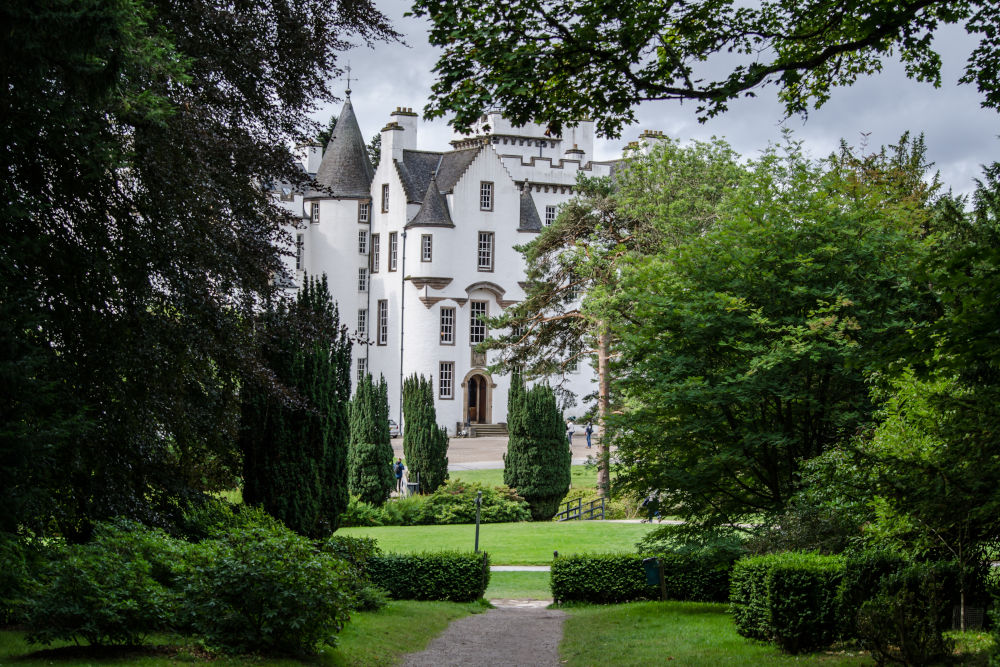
(407, 176, 454, 228)
(312, 96, 373, 198)
(518, 189, 543, 232)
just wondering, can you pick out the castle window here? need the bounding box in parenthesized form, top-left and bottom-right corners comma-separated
(421, 234, 432, 262)
(358, 267, 368, 292)
(470, 301, 488, 344)
(440, 307, 455, 345)
(377, 300, 388, 345)
(359, 201, 370, 223)
(480, 181, 494, 211)
(439, 362, 454, 399)
(295, 233, 304, 270)
(358, 229, 368, 255)
(310, 202, 319, 224)
(371, 233, 380, 272)
(477, 232, 494, 272)
(545, 205, 557, 226)
(357, 357, 367, 385)
(381, 184, 389, 212)
(357, 308, 367, 338)
(388, 232, 398, 271)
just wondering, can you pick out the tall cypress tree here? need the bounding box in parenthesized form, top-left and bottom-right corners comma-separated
(505, 382, 571, 520)
(503, 369, 525, 489)
(402, 374, 449, 493)
(348, 374, 394, 505)
(241, 274, 351, 537)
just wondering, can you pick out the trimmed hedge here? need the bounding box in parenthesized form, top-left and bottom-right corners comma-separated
(367, 551, 490, 602)
(550, 552, 734, 604)
(730, 552, 845, 654)
(836, 549, 906, 640)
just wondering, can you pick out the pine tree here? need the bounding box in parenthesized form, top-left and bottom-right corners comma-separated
(348, 374, 395, 505)
(402, 374, 449, 493)
(241, 275, 351, 537)
(503, 369, 525, 489)
(505, 382, 571, 520)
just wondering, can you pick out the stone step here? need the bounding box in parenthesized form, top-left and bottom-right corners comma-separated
(469, 423, 508, 437)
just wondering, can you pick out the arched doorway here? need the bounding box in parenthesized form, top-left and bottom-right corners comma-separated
(462, 371, 494, 424)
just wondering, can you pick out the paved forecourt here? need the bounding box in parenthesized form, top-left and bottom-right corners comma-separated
(391, 435, 596, 470)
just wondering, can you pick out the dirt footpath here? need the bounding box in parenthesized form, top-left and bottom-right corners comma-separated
(400, 600, 566, 667)
(391, 435, 599, 470)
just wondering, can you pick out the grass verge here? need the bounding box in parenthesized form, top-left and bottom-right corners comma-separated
(0, 600, 485, 666)
(451, 465, 598, 490)
(485, 571, 552, 600)
(338, 521, 658, 565)
(559, 601, 873, 666)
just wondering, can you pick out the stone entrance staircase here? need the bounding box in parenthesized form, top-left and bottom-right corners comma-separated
(469, 423, 508, 438)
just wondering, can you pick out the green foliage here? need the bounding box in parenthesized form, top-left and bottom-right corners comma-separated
(367, 551, 490, 602)
(241, 275, 352, 537)
(505, 383, 571, 520)
(0, 532, 42, 625)
(24, 522, 180, 646)
(611, 134, 938, 528)
(856, 562, 958, 666)
(2, 0, 397, 540)
(317, 114, 337, 148)
(550, 552, 735, 605)
(837, 549, 907, 640)
(402, 374, 449, 494)
(339, 495, 430, 527)
(319, 536, 387, 612)
(348, 374, 394, 506)
(412, 0, 994, 137)
(417, 481, 531, 525)
(181, 523, 354, 655)
(730, 552, 845, 653)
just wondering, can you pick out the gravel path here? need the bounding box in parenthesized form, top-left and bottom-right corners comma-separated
(400, 600, 566, 667)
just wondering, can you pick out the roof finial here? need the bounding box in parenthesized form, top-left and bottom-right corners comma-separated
(344, 62, 356, 97)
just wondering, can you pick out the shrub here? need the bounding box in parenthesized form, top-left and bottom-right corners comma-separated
(339, 494, 430, 527)
(856, 561, 958, 666)
(181, 523, 354, 655)
(367, 551, 490, 602)
(417, 481, 530, 524)
(24, 522, 180, 646)
(320, 535, 388, 612)
(0, 531, 43, 625)
(178, 497, 286, 541)
(551, 552, 735, 604)
(730, 552, 845, 653)
(837, 549, 907, 640)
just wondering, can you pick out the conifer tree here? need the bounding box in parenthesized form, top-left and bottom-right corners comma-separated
(241, 275, 351, 537)
(348, 374, 395, 505)
(503, 370, 525, 489)
(505, 382, 571, 520)
(402, 374, 449, 493)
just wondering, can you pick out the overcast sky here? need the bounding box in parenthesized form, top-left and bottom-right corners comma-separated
(319, 0, 1000, 196)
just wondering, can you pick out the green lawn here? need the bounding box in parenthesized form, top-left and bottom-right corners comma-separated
(0, 600, 485, 667)
(338, 521, 658, 565)
(485, 571, 552, 600)
(452, 465, 598, 490)
(560, 601, 874, 666)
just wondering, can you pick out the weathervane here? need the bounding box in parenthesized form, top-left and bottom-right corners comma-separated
(344, 63, 356, 97)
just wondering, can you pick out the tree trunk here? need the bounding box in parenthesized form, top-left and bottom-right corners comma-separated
(597, 324, 611, 496)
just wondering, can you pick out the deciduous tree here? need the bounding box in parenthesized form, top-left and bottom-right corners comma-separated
(412, 0, 998, 136)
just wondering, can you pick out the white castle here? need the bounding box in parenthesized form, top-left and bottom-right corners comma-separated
(276, 92, 656, 434)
